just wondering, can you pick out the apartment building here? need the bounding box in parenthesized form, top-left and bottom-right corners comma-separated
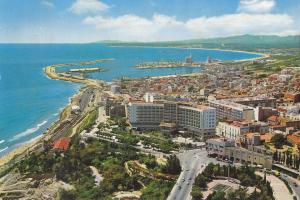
(127, 101, 216, 138)
(209, 99, 255, 121)
(207, 138, 235, 157)
(127, 102, 164, 130)
(233, 97, 277, 108)
(207, 138, 273, 168)
(224, 146, 273, 169)
(216, 121, 269, 140)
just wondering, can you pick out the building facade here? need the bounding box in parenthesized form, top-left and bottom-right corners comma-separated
(209, 99, 255, 121)
(216, 121, 269, 140)
(207, 138, 273, 169)
(127, 102, 164, 130)
(127, 101, 216, 138)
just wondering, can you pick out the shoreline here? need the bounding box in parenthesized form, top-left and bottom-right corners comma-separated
(0, 59, 111, 167)
(0, 48, 269, 167)
(109, 45, 268, 61)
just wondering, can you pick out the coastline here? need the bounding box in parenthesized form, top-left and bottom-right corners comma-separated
(0, 48, 268, 168)
(109, 45, 269, 61)
(0, 59, 110, 167)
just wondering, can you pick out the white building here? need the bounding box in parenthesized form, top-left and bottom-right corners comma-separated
(209, 99, 255, 121)
(216, 121, 269, 140)
(127, 102, 164, 130)
(127, 101, 216, 138)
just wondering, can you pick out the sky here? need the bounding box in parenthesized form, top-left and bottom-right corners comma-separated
(0, 0, 299, 43)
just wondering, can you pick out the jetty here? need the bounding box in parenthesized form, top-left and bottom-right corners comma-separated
(69, 67, 104, 73)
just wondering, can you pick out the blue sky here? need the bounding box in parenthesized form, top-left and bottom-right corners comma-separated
(0, 0, 299, 43)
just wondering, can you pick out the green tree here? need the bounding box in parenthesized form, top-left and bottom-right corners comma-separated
(207, 191, 226, 200)
(162, 155, 181, 175)
(191, 186, 203, 200)
(194, 174, 208, 189)
(271, 134, 285, 149)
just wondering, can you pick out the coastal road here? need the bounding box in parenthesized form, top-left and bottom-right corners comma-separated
(281, 174, 300, 199)
(167, 149, 212, 200)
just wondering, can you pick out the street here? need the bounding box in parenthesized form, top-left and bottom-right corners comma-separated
(167, 149, 214, 200)
(281, 174, 300, 199)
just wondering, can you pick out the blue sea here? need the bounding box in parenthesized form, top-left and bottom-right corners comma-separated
(0, 44, 261, 156)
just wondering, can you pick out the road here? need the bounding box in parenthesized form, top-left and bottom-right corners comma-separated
(281, 174, 300, 199)
(256, 171, 294, 200)
(167, 149, 214, 200)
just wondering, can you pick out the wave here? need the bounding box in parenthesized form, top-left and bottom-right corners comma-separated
(0, 140, 5, 144)
(0, 147, 8, 153)
(9, 120, 48, 142)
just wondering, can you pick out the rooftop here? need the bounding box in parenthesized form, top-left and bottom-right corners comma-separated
(53, 138, 70, 151)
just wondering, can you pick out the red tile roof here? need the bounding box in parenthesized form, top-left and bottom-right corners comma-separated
(53, 138, 70, 151)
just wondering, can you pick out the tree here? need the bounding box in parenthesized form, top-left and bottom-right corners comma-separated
(191, 186, 203, 200)
(162, 155, 181, 175)
(207, 191, 226, 200)
(271, 134, 285, 149)
(195, 174, 208, 189)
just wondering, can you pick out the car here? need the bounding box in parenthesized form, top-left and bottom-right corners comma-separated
(186, 169, 189, 171)
(178, 186, 182, 190)
(182, 178, 185, 182)
(189, 177, 192, 180)
(187, 182, 190, 185)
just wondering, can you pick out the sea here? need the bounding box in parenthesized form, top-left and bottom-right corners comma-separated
(0, 44, 261, 156)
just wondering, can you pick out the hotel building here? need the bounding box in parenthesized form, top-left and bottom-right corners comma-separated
(209, 99, 255, 121)
(127, 101, 216, 139)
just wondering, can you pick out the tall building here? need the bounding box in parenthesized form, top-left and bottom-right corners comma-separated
(127, 102, 164, 130)
(209, 99, 255, 121)
(127, 101, 216, 139)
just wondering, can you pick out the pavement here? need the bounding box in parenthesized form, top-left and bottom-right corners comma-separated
(167, 149, 216, 200)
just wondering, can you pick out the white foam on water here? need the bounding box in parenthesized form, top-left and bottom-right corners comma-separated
(0, 147, 8, 153)
(0, 140, 5, 144)
(9, 120, 48, 142)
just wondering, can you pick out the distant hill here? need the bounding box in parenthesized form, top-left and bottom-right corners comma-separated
(98, 35, 300, 51)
